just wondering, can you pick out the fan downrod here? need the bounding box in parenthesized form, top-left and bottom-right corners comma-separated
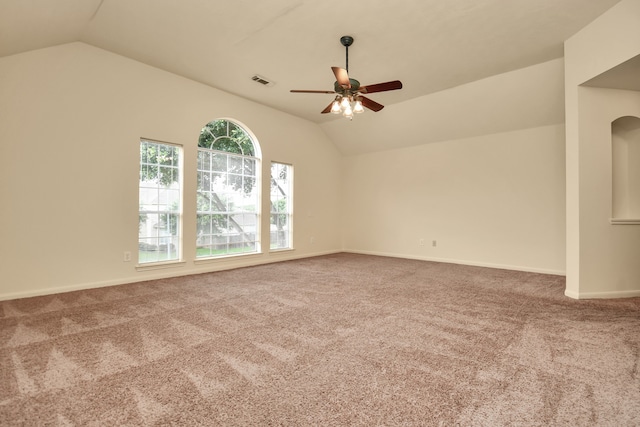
(340, 35, 354, 72)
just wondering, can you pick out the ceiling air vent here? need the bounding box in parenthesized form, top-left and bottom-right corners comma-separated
(251, 75, 275, 87)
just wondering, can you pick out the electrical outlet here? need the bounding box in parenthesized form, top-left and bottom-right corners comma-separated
(310, 237, 315, 244)
(123, 251, 132, 262)
(418, 238, 425, 246)
(432, 240, 437, 247)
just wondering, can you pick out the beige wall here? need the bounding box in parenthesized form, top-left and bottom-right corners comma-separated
(0, 42, 343, 300)
(565, 0, 640, 298)
(342, 124, 566, 274)
(0, 41, 569, 301)
(10, 7, 635, 300)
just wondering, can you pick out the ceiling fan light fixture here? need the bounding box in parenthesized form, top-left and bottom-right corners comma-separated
(353, 99, 364, 114)
(331, 98, 342, 114)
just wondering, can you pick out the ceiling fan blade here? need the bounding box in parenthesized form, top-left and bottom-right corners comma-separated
(360, 96, 384, 112)
(321, 102, 334, 114)
(290, 90, 336, 94)
(332, 66, 351, 89)
(358, 80, 403, 94)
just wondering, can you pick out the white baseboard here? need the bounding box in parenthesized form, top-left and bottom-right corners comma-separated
(344, 249, 566, 276)
(564, 289, 580, 299)
(11, 250, 636, 302)
(565, 288, 640, 299)
(0, 249, 342, 302)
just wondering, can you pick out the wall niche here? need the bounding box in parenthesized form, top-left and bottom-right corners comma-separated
(612, 115, 640, 224)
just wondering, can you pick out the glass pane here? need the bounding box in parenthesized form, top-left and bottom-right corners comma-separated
(158, 146, 172, 166)
(235, 213, 248, 228)
(208, 194, 223, 213)
(212, 154, 226, 172)
(197, 194, 210, 212)
(140, 142, 148, 163)
(166, 189, 180, 210)
(213, 213, 227, 231)
(196, 171, 204, 191)
(166, 213, 179, 237)
(141, 164, 157, 182)
(169, 146, 179, 165)
(147, 145, 157, 164)
(240, 140, 255, 157)
(140, 165, 149, 183)
(213, 136, 241, 154)
(197, 214, 210, 234)
(228, 124, 254, 157)
(211, 120, 228, 138)
(228, 174, 242, 192)
(228, 122, 240, 136)
(198, 130, 213, 149)
(228, 156, 243, 173)
(244, 177, 256, 194)
(200, 151, 211, 171)
(244, 159, 256, 177)
(157, 166, 172, 186)
(212, 172, 225, 189)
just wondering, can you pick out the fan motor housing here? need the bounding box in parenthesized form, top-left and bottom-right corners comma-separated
(334, 78, 360, 93)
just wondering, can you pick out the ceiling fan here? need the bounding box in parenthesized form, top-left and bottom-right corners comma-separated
(290, 35, 403, 119)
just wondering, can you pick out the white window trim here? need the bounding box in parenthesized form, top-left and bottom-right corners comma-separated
(270, 161, 293, 251)
(138, 138, 184, 266)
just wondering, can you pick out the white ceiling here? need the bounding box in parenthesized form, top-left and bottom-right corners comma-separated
(0, 0, 623, 146)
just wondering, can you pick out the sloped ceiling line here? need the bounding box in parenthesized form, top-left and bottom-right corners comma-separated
(90, 0, 105, 21)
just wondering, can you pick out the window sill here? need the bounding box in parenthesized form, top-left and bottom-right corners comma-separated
(610, 218, 640, 225)
(194, 252, 263, 265)
(136, 260, 186, 271)
(269, 248, 295, 254)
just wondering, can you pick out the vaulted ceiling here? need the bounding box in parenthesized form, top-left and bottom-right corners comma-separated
(0, 0, 622, 153)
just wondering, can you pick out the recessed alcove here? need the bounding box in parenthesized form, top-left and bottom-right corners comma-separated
(611, 115, 640, 224)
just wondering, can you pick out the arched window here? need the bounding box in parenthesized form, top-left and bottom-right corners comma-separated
(612, 116, 640, 223)
(197, 119, 261, 257)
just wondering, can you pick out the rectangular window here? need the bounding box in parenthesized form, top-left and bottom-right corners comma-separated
(196, 150, 259, 257)
(270, 162, 293, 250)
(139, 140, 182, 264)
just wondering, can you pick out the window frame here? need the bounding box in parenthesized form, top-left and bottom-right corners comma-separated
(196, 119, 262, 259)
(138, 138, 183, 265)
(270, 161, 294, 251)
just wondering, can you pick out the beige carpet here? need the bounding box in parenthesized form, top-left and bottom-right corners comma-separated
(1, 253, 639, 426)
